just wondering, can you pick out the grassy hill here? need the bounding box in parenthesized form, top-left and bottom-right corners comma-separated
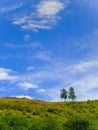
(0, 98, 98, 129)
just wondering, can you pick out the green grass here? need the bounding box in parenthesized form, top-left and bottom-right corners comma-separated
(0, 98, 97, 129)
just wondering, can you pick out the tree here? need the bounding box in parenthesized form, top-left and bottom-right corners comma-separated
(60, 88, 67, 101)
(68, 87, 76, 101)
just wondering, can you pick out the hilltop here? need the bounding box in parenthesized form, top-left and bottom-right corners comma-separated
(0, 98, 98, 129)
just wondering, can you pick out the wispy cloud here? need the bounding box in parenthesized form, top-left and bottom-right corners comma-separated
(69, 61, 98, 74)
(0, 3, 22, 13)
(5, 42, 44, 50)
(0, 55, 12, 60)
(34, 50, 53, 62)
(8, 0, 70, 31)
(37, 88, 46, 94)
(17, 82, 39, 90)
(4, 42, 52, 62)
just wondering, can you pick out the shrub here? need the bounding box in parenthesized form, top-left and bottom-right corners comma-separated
(42, 116, 63, 130)
(47, 108, 55, 113)
(29, 118, 43, 130)
(64, 116, 96, 130)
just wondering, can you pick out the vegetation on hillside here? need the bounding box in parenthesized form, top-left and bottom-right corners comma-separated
(0, 98, 97, 129)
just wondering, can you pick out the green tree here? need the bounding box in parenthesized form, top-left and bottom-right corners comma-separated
(68, 87, 76, 101)
(60, 88, 67, 101)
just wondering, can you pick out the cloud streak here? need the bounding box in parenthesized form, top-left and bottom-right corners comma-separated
(0, 3, 22, 13)
(17, 82, 39, 90)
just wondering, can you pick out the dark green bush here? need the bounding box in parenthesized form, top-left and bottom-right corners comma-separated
(47, 108, 55, 113)
(64, 116, 96, 130)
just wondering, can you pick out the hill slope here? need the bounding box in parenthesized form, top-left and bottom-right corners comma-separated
(0, 98, 98, 129)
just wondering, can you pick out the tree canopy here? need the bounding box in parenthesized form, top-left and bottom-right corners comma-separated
(60, 88, 67, 101)
(68, 87, 76, 101)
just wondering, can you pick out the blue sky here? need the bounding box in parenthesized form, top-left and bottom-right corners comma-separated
(0, 0, 98, 101)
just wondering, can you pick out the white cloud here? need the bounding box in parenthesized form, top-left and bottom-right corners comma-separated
(11, 0, 70, 31)
(0, 68, 18, 81)
(11, 95, 33, 99)
(36, 0, 64, 17)
(17, 82, 39, 90)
